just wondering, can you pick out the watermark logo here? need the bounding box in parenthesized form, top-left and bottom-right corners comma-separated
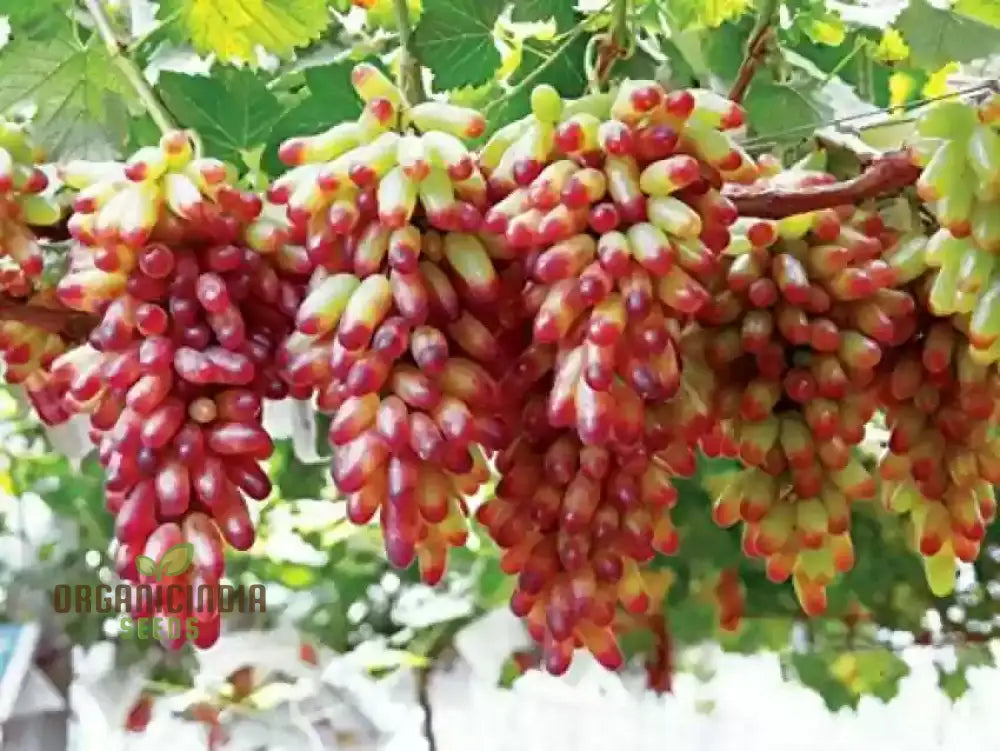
(52, 543, 266, 642)
(135, 542, 194, 581)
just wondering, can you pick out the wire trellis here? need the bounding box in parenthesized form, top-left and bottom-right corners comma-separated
(739, 80, 1000, 153)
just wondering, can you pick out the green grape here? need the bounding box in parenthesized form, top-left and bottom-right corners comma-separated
(917, 139, 970, 203)
(934, 177, 974, 236)
(971, 199, 1000, 252)
(915, 100, 977, 140)
(956, 244, 995, 295)
(530, 84, 563, 124)
(923, 548, 956, 597)
(966, 124, 1000, 186)
(969, 272, 1000, 347)
(928, 254, 961, 315)
(924, 228, 968, 267)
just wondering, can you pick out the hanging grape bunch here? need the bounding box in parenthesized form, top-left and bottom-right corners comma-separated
(43, 131, 294, 648)
(0, 120, 71, 423)
(272, 64, 508, 584)
(472, 80, 763, 672)
(683, 163, 914, 613)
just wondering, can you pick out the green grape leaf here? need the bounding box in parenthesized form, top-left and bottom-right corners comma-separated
(134, 555, 158, 578)
(413, 0, 505, 90)
(744, 51, 878, 143)
(0, 34, 132, 159)
(156, 0, 332, 63)
(511, 0, 575, 27)
(157, 543, 195, 578)
(157, 69, 283, 164)
(269, 440, 329, 500)
(789, 653, 856, 711)
(262, 60, 366, 175)
(836, 650, 910, 703)
(666, 598, 718, 645)
(896, 0, 1000, 70)
(954, 0, 1000, 27)
(702, 19, 751, 81)
(937, 665, 971, 701)
(0, 0, 71, 38)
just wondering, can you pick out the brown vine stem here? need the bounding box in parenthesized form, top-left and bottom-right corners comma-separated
(723, 149, 921, 219)
(728, 0, 780, 104)
(0, 296, 97, 342)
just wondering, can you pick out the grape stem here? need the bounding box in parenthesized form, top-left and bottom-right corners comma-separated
(80, 0, 178, 136)
(728, 0, 780, 103)
(723, 149, 921, 218)
(393, 0, 425, 105)
(0, 296, 97, 341)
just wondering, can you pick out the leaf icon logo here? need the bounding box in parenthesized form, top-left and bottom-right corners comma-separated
(135, 543, 195, 582)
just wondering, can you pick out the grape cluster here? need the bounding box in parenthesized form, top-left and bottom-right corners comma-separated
(0, 122, 69, 421)
(467, 81, 763, 669)
(910, 98, 1000, 360)
(682, 177, 915, 613)
(43, 131, 294, 647)
(877, 320, 1000, 596)
(272, 65, 508, 581)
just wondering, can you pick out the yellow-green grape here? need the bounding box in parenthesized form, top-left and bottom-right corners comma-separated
(530, 84, 563, 124)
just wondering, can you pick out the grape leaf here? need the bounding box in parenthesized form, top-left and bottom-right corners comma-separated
(788, 653, 856, 710)
(157, 543, 195, 578)
(0, 35, 131, 159)
(744, 50, 878, 143)
(0, 0, 71, 38)
(937, 665, 970, 701)
(135, 555, 158, 578)
(830, 650, 909, 703)
(511, 0, 576, 27)
(954, 0, 1000, 27)
(664, 0, 753, 30)
(413, 0, 505, 90)
(269, 439, 329, 500)
(157, 69, 283, 164)
(262, 60, 366, 174)
(896, 0, 1000, 69)
(156, 0, 332, 63)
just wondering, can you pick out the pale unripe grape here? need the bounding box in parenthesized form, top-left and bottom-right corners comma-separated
(530, 84, 563, 123)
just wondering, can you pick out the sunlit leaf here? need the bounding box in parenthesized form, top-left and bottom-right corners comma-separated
(922, 62, 960, 99)
(807, 17, 846, 47)
(873, 28, 910, 63)
(888, 71, 917, 110)
(955, 0, 1000, 27)
(666, 0, 753, 30)
(157, 0, 332, 63)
